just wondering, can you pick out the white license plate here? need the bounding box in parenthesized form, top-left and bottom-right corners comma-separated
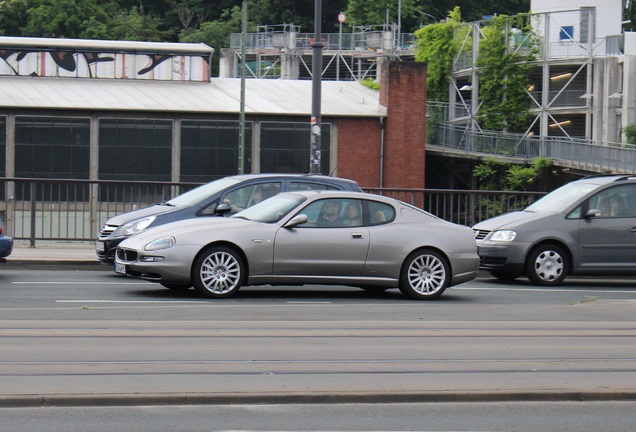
(95, 241, 106, 253)
(115, 263, 126, 274)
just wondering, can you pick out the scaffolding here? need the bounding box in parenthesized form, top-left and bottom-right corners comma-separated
(221, 23, 416, 81)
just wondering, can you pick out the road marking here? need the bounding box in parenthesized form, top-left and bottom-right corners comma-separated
(13, 281, 151, 285)
(56, 300, 202, 304)
(287, 301, 332, 304)
(454, 286, 636, 294)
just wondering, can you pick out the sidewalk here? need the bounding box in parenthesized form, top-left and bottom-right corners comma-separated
(5, 243, 106, 269)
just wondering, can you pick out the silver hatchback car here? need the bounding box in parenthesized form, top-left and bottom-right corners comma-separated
(473, 175, 636, 286)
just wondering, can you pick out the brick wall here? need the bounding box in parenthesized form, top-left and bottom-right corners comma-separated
(380, 61, 427, 188)
(336, 61, 427, 189)
(336, 117, 382, 188)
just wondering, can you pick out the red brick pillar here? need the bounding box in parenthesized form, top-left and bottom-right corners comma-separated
(379, 61, 427, 189)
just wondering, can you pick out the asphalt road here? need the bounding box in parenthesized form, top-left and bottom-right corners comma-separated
(2, 401, 636, 432)
(1, 268, 636, 407)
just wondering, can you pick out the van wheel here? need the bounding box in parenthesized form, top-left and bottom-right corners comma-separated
(193, 246, 244, 298)
(526, 244, 568, 286)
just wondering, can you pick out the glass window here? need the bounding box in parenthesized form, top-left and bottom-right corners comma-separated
(299, 198, 361, 228)
(0, 117, 4, 201)
(0, 116, 5, 178)
(367, 201, 395, 225)
(99, 118, 172, 181)
(260, 122, 331, 174)
(289, 181, 340, 191)
(180, 120, 252, 182)
(215, 182, 282, 214)
(587, 185, 636, 218)
(15, 116, 90, 179)
(560, 26, 574, 41)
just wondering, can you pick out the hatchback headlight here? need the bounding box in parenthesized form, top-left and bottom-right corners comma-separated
(113, 216, 156, 237)
(489, 230, 517, 241)
(145, 236, 176, 251)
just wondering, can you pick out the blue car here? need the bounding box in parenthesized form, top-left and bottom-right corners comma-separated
(0, 225, 13, 262)
(96, 173, 362, 264)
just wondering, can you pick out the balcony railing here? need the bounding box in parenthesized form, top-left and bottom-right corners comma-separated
(229, 31, 417, 52)
(434, 125, 636, 174)
(0, 177, 544, 246)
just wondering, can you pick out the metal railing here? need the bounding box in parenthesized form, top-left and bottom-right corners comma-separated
(365, 187, 544, 227)
(434, 125, 636, 174)
(0, 178, 545, 246)
(0, 178, 201, 246)
(229, 31, 417, 52)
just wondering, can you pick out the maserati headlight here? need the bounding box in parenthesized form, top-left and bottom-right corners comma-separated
(113, 216, 156, 237)
(144, 236, 176, 251)
(489, 230, 517, 242)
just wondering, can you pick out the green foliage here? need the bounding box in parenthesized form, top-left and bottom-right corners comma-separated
(98, 6, 171, 41)
(344, 0, 416, 27)
(0, 0, 29, 36)
(473, 156, 508, 190)
(21, 0, 112, 39)
(624, 124, 636, 145)
(476, 14, 538, 133)
(361, 78, 380, 91)
(414, 7, 466, 102)
(474, 156, 551, 191)
(180, 6, 254, 75)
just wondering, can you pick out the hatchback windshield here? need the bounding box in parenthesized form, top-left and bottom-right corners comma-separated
(232, 193, 306, 223)
(166, 177, 242, 207)
(525, 182, 599, 212)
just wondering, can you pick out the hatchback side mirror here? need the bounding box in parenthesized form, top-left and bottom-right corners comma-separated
(214, 202, 233, 215)
(584, 208, 602, 218)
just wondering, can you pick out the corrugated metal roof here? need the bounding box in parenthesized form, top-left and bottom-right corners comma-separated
(0, 76, 385, 117)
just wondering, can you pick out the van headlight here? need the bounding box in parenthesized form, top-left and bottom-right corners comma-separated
(113, 216, 156, 237)
(145, 236, 176, 251)
(489, 230, 517, 241)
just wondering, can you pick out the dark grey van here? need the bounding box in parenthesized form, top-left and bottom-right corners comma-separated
(473, 175, 636, 285)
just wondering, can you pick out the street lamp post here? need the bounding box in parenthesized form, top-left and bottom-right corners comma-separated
(310, 0, 323, 174)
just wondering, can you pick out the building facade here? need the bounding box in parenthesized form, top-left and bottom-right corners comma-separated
(449, 1, 636, 145)
(0, 37, 427, 190)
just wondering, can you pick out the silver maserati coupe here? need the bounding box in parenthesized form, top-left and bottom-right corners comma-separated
(115, 191, 479, 300)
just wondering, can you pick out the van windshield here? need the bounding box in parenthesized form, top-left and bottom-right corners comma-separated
(167, 178, 242, 207)
(525, 182, 598, 212)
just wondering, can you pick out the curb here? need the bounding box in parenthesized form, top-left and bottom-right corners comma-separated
(2, 260, 109, 271)
(2, 391, 636, 407)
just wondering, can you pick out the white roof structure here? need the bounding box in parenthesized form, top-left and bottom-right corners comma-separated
(0, 76, 386, 117)
(0, 36, 214, 55)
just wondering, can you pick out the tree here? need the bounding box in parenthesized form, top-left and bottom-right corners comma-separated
(343, 0, 416, 27)
(474, 156, 551, 191)
(180, 6, 255, 75)
(414, 6, 464, 102)
(476, 14, 537, 132)
(107, 6, 172, 41)
(0, 0, 29, 36)
(21, 0, 114, 39)
(624, 124, 636, 145)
